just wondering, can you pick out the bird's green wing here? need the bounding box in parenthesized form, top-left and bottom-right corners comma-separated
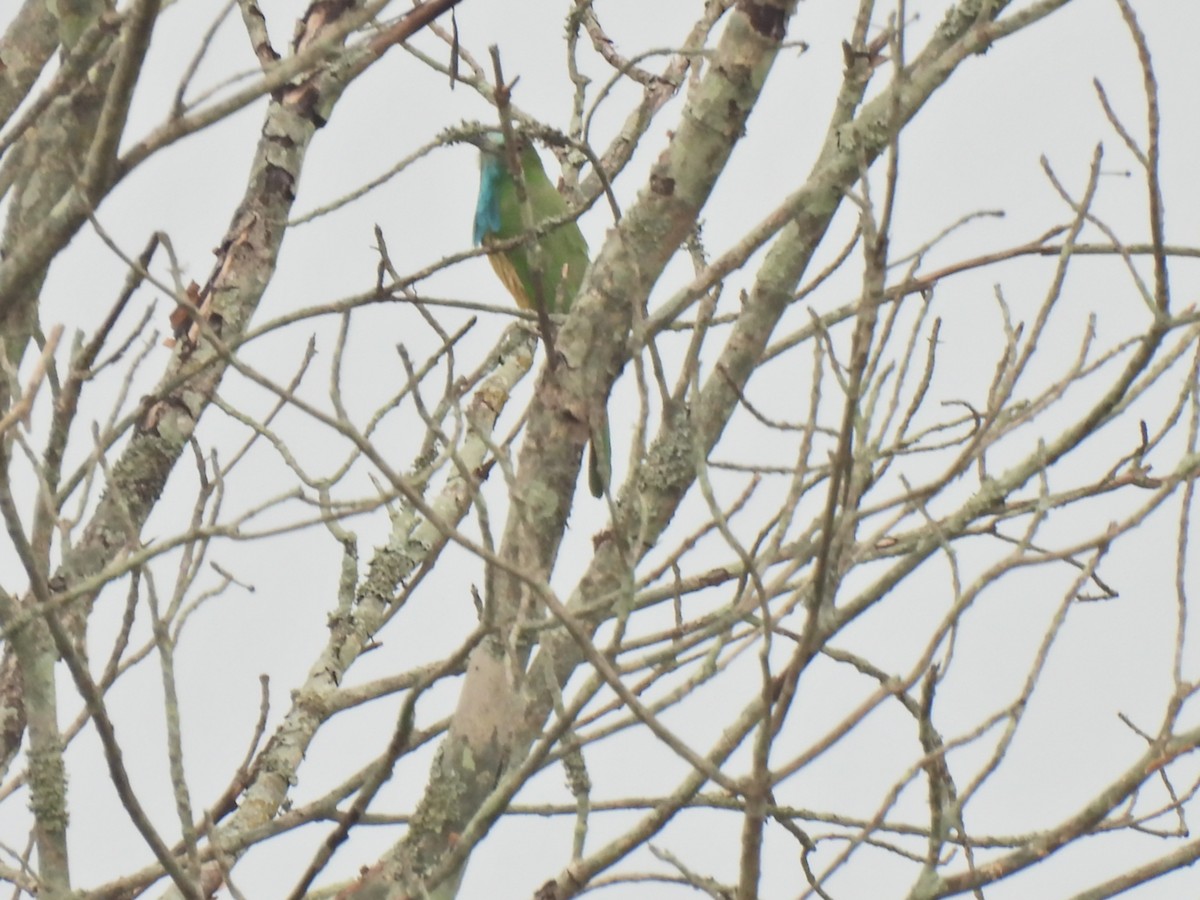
(489, 146, 590, 314)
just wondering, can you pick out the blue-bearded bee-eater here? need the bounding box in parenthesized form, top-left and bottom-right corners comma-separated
(470, 131, 609, 498)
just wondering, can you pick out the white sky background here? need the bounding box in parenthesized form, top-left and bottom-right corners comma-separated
(2, 0, 1200, 897)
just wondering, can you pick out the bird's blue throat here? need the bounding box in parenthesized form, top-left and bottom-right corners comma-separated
(473, 154, 505, 246)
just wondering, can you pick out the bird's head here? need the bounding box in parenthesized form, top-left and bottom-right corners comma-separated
(466, 130, 530, 167)
(467, 129, 506, 154)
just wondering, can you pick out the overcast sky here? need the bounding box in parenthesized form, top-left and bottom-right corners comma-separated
(3, 1, 1200, 897)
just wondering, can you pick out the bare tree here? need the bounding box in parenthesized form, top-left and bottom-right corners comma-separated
(1, 1, 1198, 898)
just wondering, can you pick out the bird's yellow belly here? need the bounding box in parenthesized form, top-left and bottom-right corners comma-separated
(486, 250, 533, 311)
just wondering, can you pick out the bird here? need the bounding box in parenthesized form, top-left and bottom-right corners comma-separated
(470, 130, 609, 498)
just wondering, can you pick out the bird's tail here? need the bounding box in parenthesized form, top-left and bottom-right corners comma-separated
(587, 422, 611, 499)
